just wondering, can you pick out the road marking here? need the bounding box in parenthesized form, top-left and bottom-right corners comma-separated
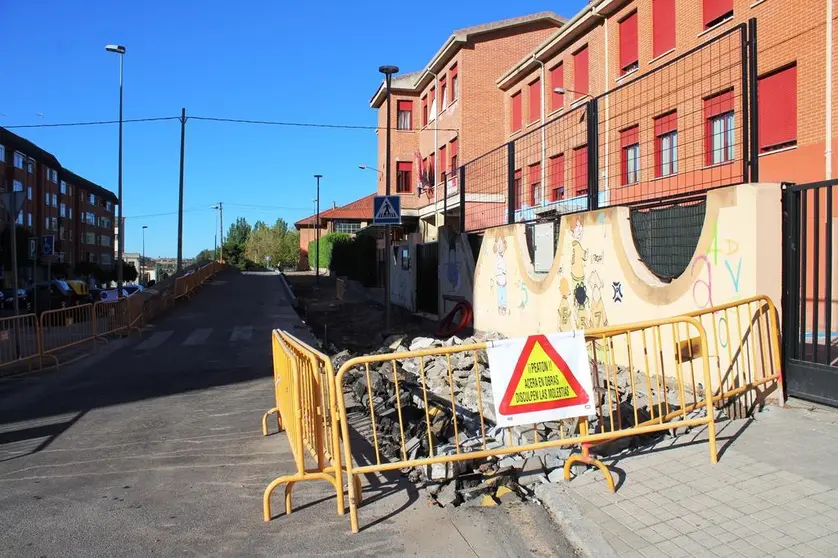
(230, 326, 253, 342)
(135, 331, 174, 351)
(183, 328, 213, 346)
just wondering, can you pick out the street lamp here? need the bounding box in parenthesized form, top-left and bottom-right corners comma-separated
(314, 174, 322, 284)
(358, 164, 384, 174)
(212, 205, 219, 260)
(141, 225, 148, 284)
(379, 64, 399, 333)
(106, 43, 126, 296)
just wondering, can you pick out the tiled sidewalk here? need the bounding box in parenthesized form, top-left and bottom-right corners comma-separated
(565, 403, 838, 557)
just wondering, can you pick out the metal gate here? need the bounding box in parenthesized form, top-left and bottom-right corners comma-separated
(782, 180, 838, 405)
(415, 242, 438, 316)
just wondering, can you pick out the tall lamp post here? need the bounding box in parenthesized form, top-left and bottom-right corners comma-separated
(379, 64, 399, 333)
(313, 174, 322, 283)
(106, 43, 126, 296)
(141, 225, 148, 284)
(212, 205, 219, 260)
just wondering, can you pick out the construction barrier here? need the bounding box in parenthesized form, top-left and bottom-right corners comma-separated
(262, 330, 346, 521)
(335, 315, 718, 533)
(93, 298, 130, 338)
(685, 295, 783, 417)
(0, 314, 45, 372)
(127, 292, 145, 331)
(40, 304, 96, 356)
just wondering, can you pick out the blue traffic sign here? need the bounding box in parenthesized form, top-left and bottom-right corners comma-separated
(42, 235, 54, 257)
(373, 195, 401, 225)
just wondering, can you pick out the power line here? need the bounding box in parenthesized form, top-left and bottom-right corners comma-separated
(4, 116, 179, 129)
(225, 203, 311, 211)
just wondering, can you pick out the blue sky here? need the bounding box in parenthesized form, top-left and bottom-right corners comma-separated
(2, 1, 586, 258)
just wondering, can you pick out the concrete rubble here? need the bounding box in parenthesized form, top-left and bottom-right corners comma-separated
(333, 332, 717, 508)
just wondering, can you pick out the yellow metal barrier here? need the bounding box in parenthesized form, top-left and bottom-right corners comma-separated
(93, 298, 129, 338)
(685, 295, 783, 417)
(127, 292, 145, 331)
(0, 314, 45, 372)
(40, 304, 96, 357)
(336, 315, 717, 533)
(262, 330, 345, 521)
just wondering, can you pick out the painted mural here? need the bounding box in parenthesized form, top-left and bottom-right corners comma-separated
(438, 227, 476, 316)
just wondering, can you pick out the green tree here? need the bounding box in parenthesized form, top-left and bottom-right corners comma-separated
(195, 248, 216, 262)
(243, 217, 299, 269)
(226, 217, 251, 246)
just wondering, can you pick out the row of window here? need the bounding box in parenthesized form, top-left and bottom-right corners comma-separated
(398, 138, 460, 193)
(395, 63, 460, 131)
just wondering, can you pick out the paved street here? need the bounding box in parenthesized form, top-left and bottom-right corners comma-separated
(0, 270, 575, 557)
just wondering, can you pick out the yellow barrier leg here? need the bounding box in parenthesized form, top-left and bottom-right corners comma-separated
(346, 472, 360, 534)
(563, 446, 616, 492)
(353, 475, 363, 506)
(263, 475, 295, 521)
(261, 408, 281, 436)
(284, 481, 296, 515)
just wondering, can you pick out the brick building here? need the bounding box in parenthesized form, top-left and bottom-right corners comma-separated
(490, 0, 835, 219)
(294, 193, 375, 270)
(370, 12, 566, 241)
(0, 127, 117, 284)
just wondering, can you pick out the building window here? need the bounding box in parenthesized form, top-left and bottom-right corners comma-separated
(550, 63, 564, 112)
(27, 186, 32, 200)
(69, 208, 73, 220)
(704, 0, 733, 28)
(397, 100, 413, 130)
(52, 193, 58, 207)
(101, 235, 111, 247)
(549, 154, 565, 201)
(60, 180, 67, 194)
(0, 144, 4, 162)
(529, 78, 541, 124)
(653, 0, 676, 57)
(422, 95, 428, 127)
(655, 111, 678, 177)
(89, 193, 96, 205)
(15, 211, 23, 226)
(51, 217, 57, 230)
(45, 193, 51, 206)
(50, 169, 58, 183)
(439, 145, 447, 183)
(60, 203, 66, 217)
(511, 91, 523, 132)
(45, 216, 50, 230)
(439, 76, 447, 112)
(90, 253, 98, 264)
(574, 145, 588, 196)
(27, 213, 32, 227)
(528, 162, 542, 206)
(428, 153, 435, 185)
(101, 217, 112, 228)
(86, 212, 96, 225)
(573, 46, 589, 97)
(450, 138, 458, 171)
(101, 253, 111, 265)
(758, 64, 797, 153)
(105, 201, 112, 211)
(85, 232, 96, 245)
(396, 161, 412, 193)
(60, 226, 66, 240)
(449, 63, 458, 104)
(27, 159, 33, 173)
(619, 11, 639, 75)
(68, 184, 73, 196)
(513, 169, 523, 210)
(704, 90, 735, 165)
(14, 151, 25, 169)
(13, 179, 23, 192)
(334, 221, 361, 235)
(429, 86, 437, 120)
(70, 229, 73, 241)
(621, 126, 640, 185)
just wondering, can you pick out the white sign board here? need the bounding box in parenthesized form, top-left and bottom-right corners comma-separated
(487, 332, 594, 427)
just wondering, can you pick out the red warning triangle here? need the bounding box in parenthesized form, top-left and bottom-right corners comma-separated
(499, 334, 589, 415)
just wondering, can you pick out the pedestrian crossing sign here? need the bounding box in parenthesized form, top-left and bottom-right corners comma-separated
(373, 195, 401, 225)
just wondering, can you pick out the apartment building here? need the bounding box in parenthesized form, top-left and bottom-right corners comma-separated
(370, 12, 566, 240)
(0, 127, 118, 283)
(492, 0, 834, 218)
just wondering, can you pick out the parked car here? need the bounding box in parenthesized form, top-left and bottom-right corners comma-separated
(24, 280, 87, 314)
(65, 280, 91, 302)
(1, 288, 28, 310)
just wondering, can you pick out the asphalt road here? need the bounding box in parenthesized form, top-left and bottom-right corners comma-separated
(0, 270, 576, 557)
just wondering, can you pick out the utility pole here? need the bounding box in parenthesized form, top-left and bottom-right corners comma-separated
(212, 204, 219, 260)
(380, 65, 399, 332)
(218, 201, 224, 263)
(177, 107, 186, 272)
(314, 175, 322, 283)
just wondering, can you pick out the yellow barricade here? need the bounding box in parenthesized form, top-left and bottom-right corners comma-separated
(40, 304, 96, 356)
(336, 315, 717, 533)
(0, 314, 45, 372)
(93, 298, 129, 338)
(127, 292, 145, 331)
(262, 331, 345, 522)
(685, 295, 783, 417)
(174, 276, 189, 300)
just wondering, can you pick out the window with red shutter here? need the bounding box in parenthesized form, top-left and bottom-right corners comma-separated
(529, 78, 541, 124)
(619, 12, 639, 74)
(429, 153, 435, 185)
(421, 95, 428, 127)
(449, 63, 458, 104)
(439, 145, 447, 182)
(514, 169, 523, 210)
(528, 162, 542, 206)
(758, 64, 797, 152)
(620, 126, 640, 185)
(654, 111, 678, 177)
(397, 100, 413, 130)
(704, 89, 735, 165)
(430, 87, 436, 119)
(396, 162, 412, 193)
(573, 46, 589, 97)
(550, 63, 564, 112)
(703, 0, 733, 28)
(511, 91, 523, 132)
(574, 145, 588, 196)
(439, 77, 447, 113)
(450, 138, 458, 171)
(652, 0, 676, 57)
(549, 154, 565, 201)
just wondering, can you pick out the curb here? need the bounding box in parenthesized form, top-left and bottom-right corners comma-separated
(533, 482, 617, 558)
(278, 273, 297, 306)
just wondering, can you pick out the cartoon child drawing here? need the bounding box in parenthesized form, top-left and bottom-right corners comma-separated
(569, 219, 590, 328)
(493, 238, 509, 315)
(558, 277, 572, 331)
(588, 270, 608, 328)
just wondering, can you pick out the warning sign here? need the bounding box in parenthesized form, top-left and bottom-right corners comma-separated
(488, 332, 593, 426)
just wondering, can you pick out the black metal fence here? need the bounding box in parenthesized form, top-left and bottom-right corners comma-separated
(457, 20, 757, 233)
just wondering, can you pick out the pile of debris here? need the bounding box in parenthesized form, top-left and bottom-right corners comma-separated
(333, 332, 714, 508)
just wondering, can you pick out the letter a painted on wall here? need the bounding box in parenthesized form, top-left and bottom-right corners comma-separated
(498, 335, 589, 415)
